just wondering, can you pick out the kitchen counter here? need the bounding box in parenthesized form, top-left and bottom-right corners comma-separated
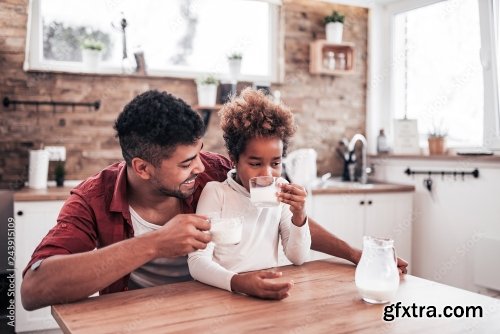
(311, 180, 415, 195)
(15, 180, 415, 200)
(52, 259, 500, 333)
(369, 153, 500, 162)
(14, 186, 74, 201)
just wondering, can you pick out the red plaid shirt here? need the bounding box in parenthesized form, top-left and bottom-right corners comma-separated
(23, 151, 231, 295)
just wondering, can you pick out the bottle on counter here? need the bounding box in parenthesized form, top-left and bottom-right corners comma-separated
(376, 129, 390, 154)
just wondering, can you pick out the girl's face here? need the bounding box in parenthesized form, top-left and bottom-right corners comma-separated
(234, 136, 283, 192)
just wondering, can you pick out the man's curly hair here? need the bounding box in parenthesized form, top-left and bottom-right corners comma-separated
(114, 90, 204, 167)
(219, 88, 296, 162)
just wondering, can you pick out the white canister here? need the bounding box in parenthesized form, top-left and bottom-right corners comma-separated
(28, 149, 49, 189)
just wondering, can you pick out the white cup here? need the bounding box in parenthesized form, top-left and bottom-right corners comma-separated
(249, 176, 281, 207)
(208, 213, 243, 245)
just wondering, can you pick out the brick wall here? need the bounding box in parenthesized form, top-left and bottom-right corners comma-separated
(0, 0, 367, 188)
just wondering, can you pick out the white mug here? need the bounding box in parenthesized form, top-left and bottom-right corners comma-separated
(208, 213, 243, 245)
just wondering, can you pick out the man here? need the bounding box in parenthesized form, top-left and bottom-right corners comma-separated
(21, 90, 407, 310)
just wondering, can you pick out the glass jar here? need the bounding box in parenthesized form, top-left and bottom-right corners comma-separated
(323, 51, 335, 70)
(336, 53, 346, 70)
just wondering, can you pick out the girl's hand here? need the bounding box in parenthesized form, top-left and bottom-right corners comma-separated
(277, 183, 307, 226)
(231, 271, 293, 300)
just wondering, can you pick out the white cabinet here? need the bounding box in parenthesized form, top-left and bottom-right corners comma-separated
(309, 192, 413, 271)
(364, 193, 413, 266)
(312, 194, 366, 250)
(14, 200, 64, 333)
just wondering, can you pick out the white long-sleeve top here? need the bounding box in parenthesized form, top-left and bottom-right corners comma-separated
(188, 170, 311, 292)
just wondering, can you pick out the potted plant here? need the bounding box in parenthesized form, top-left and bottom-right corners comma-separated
(81, 38, 104, 70)
(196, 75, 219, 107)
(227, 52, 243, 82)
(428, 125, 447, 155)
(54, 160, 66, 187)
(324, 10, 345, 43)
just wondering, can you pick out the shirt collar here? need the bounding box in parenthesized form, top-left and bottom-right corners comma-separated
(110, 161, 129, 214)
(225, 169, 250, 197)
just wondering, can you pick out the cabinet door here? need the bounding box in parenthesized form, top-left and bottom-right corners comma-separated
(309, 194, 365, 260)
(14, 200, 65, 333)
(364, 193, 413, 271)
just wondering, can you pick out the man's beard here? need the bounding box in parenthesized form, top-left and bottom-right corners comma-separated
(150, 175, 197, 199)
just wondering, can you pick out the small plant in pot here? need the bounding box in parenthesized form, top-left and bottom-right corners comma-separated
(196, 75, 219, 107)
(428, 125, 447, 155)
(324, 10, 345, 43)
(54, 160, 66, 187)
(227, 52, 243, 82)
(81, 38, 105, 70)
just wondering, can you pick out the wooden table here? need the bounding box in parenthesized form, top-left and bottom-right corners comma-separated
(52, 259, 500, 333)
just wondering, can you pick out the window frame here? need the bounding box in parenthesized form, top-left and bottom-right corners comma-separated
(368, 0, 499, 152)
(24, 0, 282, 83)
(478, 0, 500, 149)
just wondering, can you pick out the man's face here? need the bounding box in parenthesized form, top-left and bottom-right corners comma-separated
(149, 140, 205, 199)
(234, 136, 283, 192)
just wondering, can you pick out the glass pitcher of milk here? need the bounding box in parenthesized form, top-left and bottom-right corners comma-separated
(355, 236, 399, 304)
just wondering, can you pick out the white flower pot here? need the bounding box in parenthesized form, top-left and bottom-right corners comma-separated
(227, 59, 242, 81)
(326, 22, 343, 43)
(81, 49, 101, 70)
(197, 84, 218, 106)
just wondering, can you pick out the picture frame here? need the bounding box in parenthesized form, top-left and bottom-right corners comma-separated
(393, 119, 420, 154)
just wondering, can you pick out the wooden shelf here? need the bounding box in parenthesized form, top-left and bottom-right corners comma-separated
(309, 40, 355, 76)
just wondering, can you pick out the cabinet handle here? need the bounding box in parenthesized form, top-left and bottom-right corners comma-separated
(360, 201, 365, 205)
(17, 210, 23, 216)
(368, 200, 373, 205)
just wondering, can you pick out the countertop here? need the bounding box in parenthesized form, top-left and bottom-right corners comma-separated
(52, 259, 500, 334)
(14, 180, 415, 201)
(369, 153, 500, 162)
(311, 180, 415, 195)
(14, 186, 75, 201)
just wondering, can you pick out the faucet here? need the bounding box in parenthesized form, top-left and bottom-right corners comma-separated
(348, 134, 368, 184)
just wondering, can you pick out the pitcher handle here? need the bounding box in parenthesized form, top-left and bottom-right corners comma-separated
(392, 247, 397, 266)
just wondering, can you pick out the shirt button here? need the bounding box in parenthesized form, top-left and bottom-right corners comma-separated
(61, 223, 67, 228)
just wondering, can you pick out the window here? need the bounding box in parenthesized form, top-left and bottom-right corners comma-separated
(392, 0, 483, 148)
(478, 0, 500, 149)
(25, 0, 280, 82)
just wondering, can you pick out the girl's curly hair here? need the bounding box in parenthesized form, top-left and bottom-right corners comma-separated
(219, 88, 296, 162)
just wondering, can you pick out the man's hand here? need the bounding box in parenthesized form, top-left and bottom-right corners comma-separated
(150, 214, 212, 258)
(277, 183, 307, 226)
(231, 271, 293, 300)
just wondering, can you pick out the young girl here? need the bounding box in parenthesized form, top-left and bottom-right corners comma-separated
(188, 88, 311, 300)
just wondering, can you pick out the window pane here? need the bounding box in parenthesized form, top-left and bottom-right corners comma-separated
(42, 0, 117, 62)
(393, 0, 483, 147)
(40, 0, 272, 77)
